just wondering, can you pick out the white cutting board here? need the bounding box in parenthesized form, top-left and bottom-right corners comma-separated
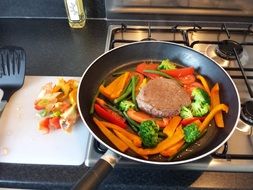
(0, 76, 90, 166)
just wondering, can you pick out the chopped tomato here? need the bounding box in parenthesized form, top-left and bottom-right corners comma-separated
(161, 67, 194, 78)
(49, 117, 61, 129)
(136, 63, 159, 79)
(178, 74, 196, 85)
(184, 82, 204, 95)
(38, 118, 50, 134)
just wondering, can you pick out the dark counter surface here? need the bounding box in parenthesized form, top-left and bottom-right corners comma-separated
(1, 18, 253, 190)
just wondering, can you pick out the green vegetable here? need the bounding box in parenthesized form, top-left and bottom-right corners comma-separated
(157, 59, 176, 70)
(180, 106, 193, 119)
(131, 76, 137, 106)
(50, 110, 61, 117)
(192, 88, 210, 105)
(114, 77, 133, 104)
(191, 102, 210, 117)
(122, 111, 140, 132)
(139, 120, 160, 148)
(143, 69, 174, 79)
(183, 123, 200, 143)
(190, 87, 211, 117)
(119, 100, 136, 112)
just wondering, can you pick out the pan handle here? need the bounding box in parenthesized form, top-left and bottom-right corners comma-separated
(72, 149, 121, 190)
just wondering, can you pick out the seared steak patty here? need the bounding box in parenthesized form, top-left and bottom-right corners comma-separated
(136, 78, 191, 117)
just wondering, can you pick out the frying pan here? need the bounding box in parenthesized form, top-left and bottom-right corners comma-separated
(74, 41, 240, 189)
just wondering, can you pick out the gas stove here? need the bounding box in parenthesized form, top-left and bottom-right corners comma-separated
(85, 23, 253, 171)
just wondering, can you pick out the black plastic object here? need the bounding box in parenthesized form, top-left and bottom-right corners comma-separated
(0, 46, 26, 101)
(72, 158, 113, 190)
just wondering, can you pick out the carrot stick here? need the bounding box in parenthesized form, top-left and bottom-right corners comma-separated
(101, 121, 142, 147)
(210, 83, 224, 128)
(126, 109, 166, 128)
(113, 130, 148, 160)
(193, 119, 202, 127)
(115, 125, 184, 156)
(198, 104, 229, 133)
(99, 72, 130, 100)
(110, 72, 130, 99)
(196, 75, 211, 96)
(163, 116, 181, 137)
(160, 140, 185, 157)
(93, 117, 128, 152)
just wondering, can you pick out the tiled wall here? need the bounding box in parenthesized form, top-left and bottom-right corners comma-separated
(0, 0, 105, 18)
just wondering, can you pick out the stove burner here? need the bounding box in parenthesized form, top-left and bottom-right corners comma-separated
(215, 40, 243, 60)
(240, 101, 253, 125)
(140, 37, 156, 41)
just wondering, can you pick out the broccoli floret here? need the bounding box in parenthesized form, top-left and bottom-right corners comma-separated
(192, 88, 210, 105)
(183, 123, 200, 143)
(157, 59, 176, 70)
(191, 102, 210, 117)
(139, 120, 159, 148)
(119, 100, 136, 112)
(190, 88, 211, 117)
(180, 106, 193, 119)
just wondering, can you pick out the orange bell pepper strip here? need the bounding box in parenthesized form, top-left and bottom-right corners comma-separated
(163, 116, 181, 137)
(115, 125, 184, 156)
(196, 75, 211, 96)
(101, 121, 142, 147)
(93, 117, 128, 152)
(126, 109, 166, 128)
(69, 89, 77, 105)
(99, 72, 130, 100)
(160, 140, 185, 157)
(210, 83, 224, 128)
(198, 104, 229, 133)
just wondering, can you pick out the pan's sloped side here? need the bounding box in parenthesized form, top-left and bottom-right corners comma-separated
(78, 41, 240, 164)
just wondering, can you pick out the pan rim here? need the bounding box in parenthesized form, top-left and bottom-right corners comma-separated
(77, 41, 241, 165)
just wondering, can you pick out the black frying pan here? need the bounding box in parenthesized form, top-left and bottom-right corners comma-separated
(74, 41, 240, 189)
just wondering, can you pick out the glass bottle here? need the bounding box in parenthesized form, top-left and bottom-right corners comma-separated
(64, 0, 86, 28)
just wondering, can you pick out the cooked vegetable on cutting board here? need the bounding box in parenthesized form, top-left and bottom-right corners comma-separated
(90, 59, 229, 160)
(34, 78, 79, 134)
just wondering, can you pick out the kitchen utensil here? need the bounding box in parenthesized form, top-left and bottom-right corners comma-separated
(75, 41, 240, 189)
(0, 46, 26, 117)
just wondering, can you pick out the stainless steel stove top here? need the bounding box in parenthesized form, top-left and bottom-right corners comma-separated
(85, 24, 253, 171)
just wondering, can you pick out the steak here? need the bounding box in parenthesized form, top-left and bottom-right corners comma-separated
(136, 78, 191, 117)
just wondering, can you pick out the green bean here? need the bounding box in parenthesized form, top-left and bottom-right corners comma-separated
(89, 81, 104, 114)
(131, 76, 138, 106)
(144, 69, 174, 79)
(123, 111, 140, 132)
(114, 77, 133, 104)
(144, 69, 183, 86)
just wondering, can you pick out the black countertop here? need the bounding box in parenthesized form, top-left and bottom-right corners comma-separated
(1, 18, 253, 190)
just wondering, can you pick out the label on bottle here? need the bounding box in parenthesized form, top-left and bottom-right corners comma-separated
(66, 0, 80, 21)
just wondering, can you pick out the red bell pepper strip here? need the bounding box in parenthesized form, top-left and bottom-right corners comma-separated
(181, 116, 206, 126)
(161, 67, 194, 78)
(94, 103, 127, 128)
(136, 63, 159, 79)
